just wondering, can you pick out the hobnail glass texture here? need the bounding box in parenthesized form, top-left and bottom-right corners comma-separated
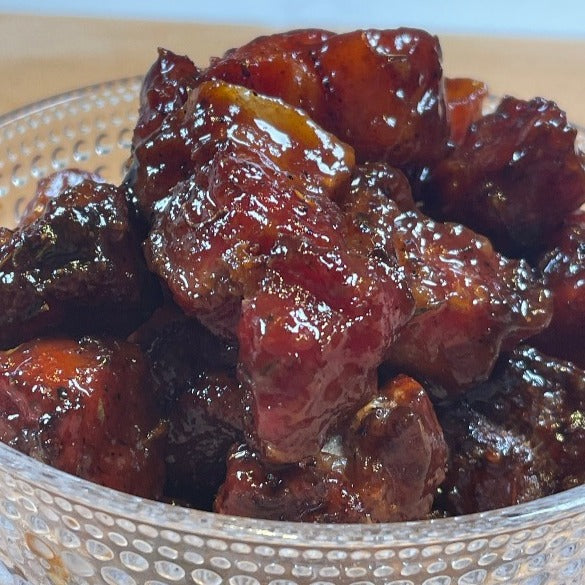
(0, 79, 585, 585)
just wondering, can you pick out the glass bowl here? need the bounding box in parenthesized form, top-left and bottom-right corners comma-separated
(1, 78, 585, 585)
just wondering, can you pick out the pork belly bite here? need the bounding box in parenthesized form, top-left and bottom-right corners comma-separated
(427, 97, 585, 258)
(202, 28, 449, 167)
(133, 307, 243, 509)
(437, 346, 585, 514)
(533, 210, 585, 368)
(339, 169, 551, 396)
(385, 213, 551, 395)
(0, 171, 159, 349)
(140, 81, 413, 463)
(0, 337, 165, 499)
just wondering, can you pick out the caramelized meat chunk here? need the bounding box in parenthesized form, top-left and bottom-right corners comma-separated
(386, 213, 551, 395)
(19, 168, 104, 227)
(144, 80, 356, 336)
(437, 346, 585, 514)
(533, 211, 585, 368)
(238, 264, 407, 463)
(0, 173, 159, 349)
(338, 164, 552, 396)
(343, 192, 550, 396)
(427, 97, 585, 257)
(128, 49, 201, 218)
(215, 375, 447, 522)
(131, 77, 354, 219)
(437, 404, 548, 514)
(142, 81, 413, 463)
(203, 28, 449, 166)
(0, 337, 165, 499)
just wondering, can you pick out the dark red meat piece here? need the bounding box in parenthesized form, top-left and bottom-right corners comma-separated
(533, 210, 585, 368)
(238, 264, 402, 463)
(437, 346, 585, 514)
(143, 81, 413, 463)
(128, 110, 194, 219)
(427, 96, 585, 257)
(0, 337, 166, 499)
(341, 186, 551, 395)
(215, 375, 447, 522)
(127, 49, 201, 219)
(165, 370, 243, 509)
(385, 212, 552, 395)
(131, 77, 355, 219)
(206, 29, 334, 124)
(0, 173, 160, 349)
(437, 403, 548, 514)
(144, 80, 356, 337)
(203, 28, 449, 167)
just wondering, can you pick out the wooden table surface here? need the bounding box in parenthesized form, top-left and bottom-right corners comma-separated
(0, 12, 584, 126)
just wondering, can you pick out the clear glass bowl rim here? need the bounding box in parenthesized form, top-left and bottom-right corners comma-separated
(1, 77, 585, 550)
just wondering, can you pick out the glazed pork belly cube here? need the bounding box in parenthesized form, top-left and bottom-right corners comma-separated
(437, 346, 585, 514)
(136, 81, 414, 464)
(133, 307, 243, 509)
(0, 169, 159, 349)
(339, 167, 551, 396)
(426, 96, 585, 258)
(0, 337, 166, 499)
(201, 28, 449, 167)
(533, 210, 585, 368)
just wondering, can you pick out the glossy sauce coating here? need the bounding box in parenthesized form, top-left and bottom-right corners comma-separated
(143, 80, 413, 463)
(427, 96, 585, 257)
(144, 80, 356, 337)
(437, 346, 585, 514)
(19, 168, 105, 226)
(0, 172, 159, 349)
(133, 47, 200, 146)
(340, 169, 551, 395)
(132, 307, 243, 508)
(0, 337, 166, 499)
(386, 212, 552, 394)
(2, 28, 585, 522)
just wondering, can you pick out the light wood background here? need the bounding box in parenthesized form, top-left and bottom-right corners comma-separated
(0, 13, 583, 126)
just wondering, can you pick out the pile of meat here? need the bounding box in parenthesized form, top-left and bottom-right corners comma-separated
(1, 28, 585, 522)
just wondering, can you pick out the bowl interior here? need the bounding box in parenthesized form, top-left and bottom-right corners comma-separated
(0, 79, 585, 585)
